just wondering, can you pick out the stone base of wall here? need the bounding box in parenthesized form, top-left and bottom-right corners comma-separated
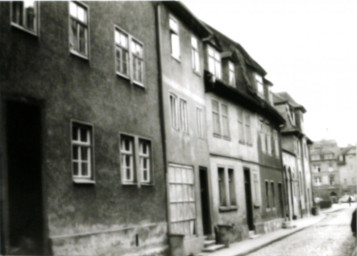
(184, 235, 204, 256)
(50, 222, 167, 256)
(255, 218, 284, 235)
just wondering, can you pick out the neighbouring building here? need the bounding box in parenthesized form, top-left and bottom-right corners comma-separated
(0, 2, 167, 255)
(310, 140, 341, 202)
(156, 2, 212, 255)
(202, 24, 286, 243)
(273, 92, 313, 218)
(338, 146, 357, 195)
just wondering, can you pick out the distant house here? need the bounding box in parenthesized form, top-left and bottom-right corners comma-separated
(338, 146, 357, 195)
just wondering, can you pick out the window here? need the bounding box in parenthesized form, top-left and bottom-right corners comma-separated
(315, 177, 322, 185)
(271, 182, 275, 208)
(115, 29, 129, 77)
(11, 0, 38, 34)
(120, 135, 135, 184)
(212, 99, 221, 135)
(253, 173, 260, 206)
(69, 1, 89, 57)
(255, 73, 264, 98)
(265, 180, 270, 209)
(196, 107, 204, 138)
(221, 104, 229, 138)
(329, 174, 335, 185)
(179, 99, 188, 133)
(228, 61, 235, 86)
(71, 122, 93, 182)
(168, 165, 196, 235)
(266, 126, 272, 155)
(207, 46, 221, 79)
(218, 167, 236, 209)
(115, 27, 145, 86)
(260, 122, 266, 153)
(169, 16, 180, 60)
(273, 130, 279, 157)
(170, 94, 179, 130)
(244, 112, 252, 145)
(139, 139, 151, 184)
(191, 36, 200, 73)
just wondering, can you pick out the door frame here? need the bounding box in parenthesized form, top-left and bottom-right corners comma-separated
(199, 166, 212, 236)
(244, 167, 254, 231)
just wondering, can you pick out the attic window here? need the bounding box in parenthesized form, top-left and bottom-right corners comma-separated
(254, 73, 264, 99)
(207, 46, 221, 79)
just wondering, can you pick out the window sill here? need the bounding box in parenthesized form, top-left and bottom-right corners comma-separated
(70, 50, 89, 61)
(116, 72, 130, 81)
(219, 206, 237, 212)
(171, 55, 181, 63)
(122, 182, 137, 186)
(141, 182, 154, 187)
(213, 133, 221, 138)
(193, 70, 201, 77)
(223, 136, 231, 141)
(133, 81, 145, 89)
(266, 208, 271, 212)
(73, 179, 95, 185)
(11, 22, 38, 37)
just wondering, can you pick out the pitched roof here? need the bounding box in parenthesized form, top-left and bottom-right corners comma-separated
(274, 92, 306, 113)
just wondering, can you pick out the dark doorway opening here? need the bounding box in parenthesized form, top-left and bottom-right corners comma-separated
(278, 183, 284, 218)
(5, 100, 44, 255)
(244, 168, 254, 231)
(199, 167, 212, 236)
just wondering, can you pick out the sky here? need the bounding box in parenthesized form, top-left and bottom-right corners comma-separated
(182, 0, 357, 147)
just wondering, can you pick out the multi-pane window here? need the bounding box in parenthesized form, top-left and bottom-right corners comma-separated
(196, 107, 204, 138)
(170, 94, 179, 130)
(212, 99, 221, 135)
(115, 27, 145, 85)
(120, 135, 135, 183)
(115, 29, 129, 77)
(228, 61, 235, 86)
(179, 99, 188, 133)
(191, 36, 200, 73)
(218, 167, 236, 208)
(69, 1, 88, 57)
(139, 139, 151, 184)
(71, 122, 93, 182)
(169, 17, 180, 60)
(170, 94, 189, 133)
(221, 104, 229, 138)
(169, 165, 196, 235)
(11, 0, 38, 34)
(131, 39, 144, 84)
(255, 73, 264, 98)
(207, 46, 221, 79)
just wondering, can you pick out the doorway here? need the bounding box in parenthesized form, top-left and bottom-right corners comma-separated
(199, 167, 212, 236)
(4, 100, 44, 254)
(244, 168, 254, 231)
(278, 183, 284, 218)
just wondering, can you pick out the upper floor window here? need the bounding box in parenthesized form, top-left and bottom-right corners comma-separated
(191, 36, 200, 73)
(211, 99, 229, 139)
(254, 73, 264, 98)
(11, 0, 38, 35)
(273, 130, 279, 157)
(228, 61, 236, 86)
(120, 135, 135, 184)
(238, 109, 252, 146)
(169, 16, 180, 60)
(196, 107, 205, 138)
(218, 167, 236, 209)
(139, 139, 151, 184)
(69, 1, 88, 58)
(71, 121, 94, 183)
(207, 46, 221, 79)
(169, 94, 188, 133)
(260, 122, 266, 153)
(115, 27, 145, 86)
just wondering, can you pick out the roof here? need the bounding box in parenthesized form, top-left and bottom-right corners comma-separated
(274, 92, 306, 113)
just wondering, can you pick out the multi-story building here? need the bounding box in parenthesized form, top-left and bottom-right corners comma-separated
(0, 2, 167, 255)
(338, 146, 357, 195)
(310, 140, 341, 202)
(202, 25, 286, 242)
(155, 2, 212, 255)
(273, 92, 313, 218)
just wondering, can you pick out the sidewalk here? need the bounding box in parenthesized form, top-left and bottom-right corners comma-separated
(199, 214, 328, 256)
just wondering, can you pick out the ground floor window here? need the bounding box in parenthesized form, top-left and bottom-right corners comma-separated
(168, 165, 196, 235)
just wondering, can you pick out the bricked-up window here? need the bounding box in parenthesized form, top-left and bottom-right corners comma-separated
(207, 46, 222, 79)
(218, 167, 237, 208)
(191, 36, 200, 73)
(139, 139, 151, 184)
(71, 122, 93, 183)
(228, 61, 236, 86)
(212, 99, 221, 135)
(265, 180, 270, 209)
(169, 16, 180, 60)
(115, 28, 129, 77)
(120, 135, 135, 184)
(11, 0, 38, 34)
(69, 1, 88, 57)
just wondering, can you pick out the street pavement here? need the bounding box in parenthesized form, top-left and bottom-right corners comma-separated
(247, 205, 357, 256)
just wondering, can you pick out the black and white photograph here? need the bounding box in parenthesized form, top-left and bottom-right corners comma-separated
(0, 0, 356, 255)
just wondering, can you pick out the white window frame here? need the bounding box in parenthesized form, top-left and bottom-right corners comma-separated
(71, 121, 94, 183)
(207, 45, 221, 79)
(244, 112, 252, 146)
(196, 106, 204, 138)
(273, 130, 279, 157)
(120, 134, 136, 184)
(238, 108, 244, 144)
(228, 61, 236, 86)
(212, 99, 221, 136)
(170, 93, 179, 130)
(179, 98, 189, 133)
(191, 35, 200, 74)
(169, 16, 180, 60)
(139, 139, 151, 184)
(10, 0, 39, 36)
(255, 73, 264, 98)
(114, 27, 130, 78)
(218, 166, 237, 209)
(69, 1, 89, 59)
(221, 103, 230, 138)
(131, 37, 144, 86)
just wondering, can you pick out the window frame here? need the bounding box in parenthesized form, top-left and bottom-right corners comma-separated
(114, 26, 130, 79)
(191, 35, 200, 74)
(130, 36, 145, 86)
(212, 99, 221, 136)
(138, 138, 152, 185)
(71, 120, 95, 184)
(68, 1, 90, 60)
(228, 61, 236, 87)
(169, 93, 179, 131)
(218, 165, 237, 211)
(169, 15, 180, 61)
(120, 134, 136, 185)
(265, 180, 270, 211)
(254, 73, 264, 98)
(196, 106, 205, 139)
(179, 98, 189, 134)
(207, 45, 221, 79)
(10, 0, 40, 36)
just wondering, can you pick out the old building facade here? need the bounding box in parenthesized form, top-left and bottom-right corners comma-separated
(0, 2, 167, 255)
(338, 146, 357, 195)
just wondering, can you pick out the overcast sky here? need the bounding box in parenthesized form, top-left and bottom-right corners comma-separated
(182, 0, 357, 147)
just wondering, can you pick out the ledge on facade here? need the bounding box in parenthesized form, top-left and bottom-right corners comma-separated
(219, 206, 238, 212)
(204, 70, 285, 126)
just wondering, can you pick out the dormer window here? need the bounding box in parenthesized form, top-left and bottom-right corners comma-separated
(254, 73, 264, 98)
(228, 61, 235, 86)
(207, 46, 221, 79)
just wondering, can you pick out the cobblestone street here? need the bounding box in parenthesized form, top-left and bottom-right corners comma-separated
(248, 206, 357, 256)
